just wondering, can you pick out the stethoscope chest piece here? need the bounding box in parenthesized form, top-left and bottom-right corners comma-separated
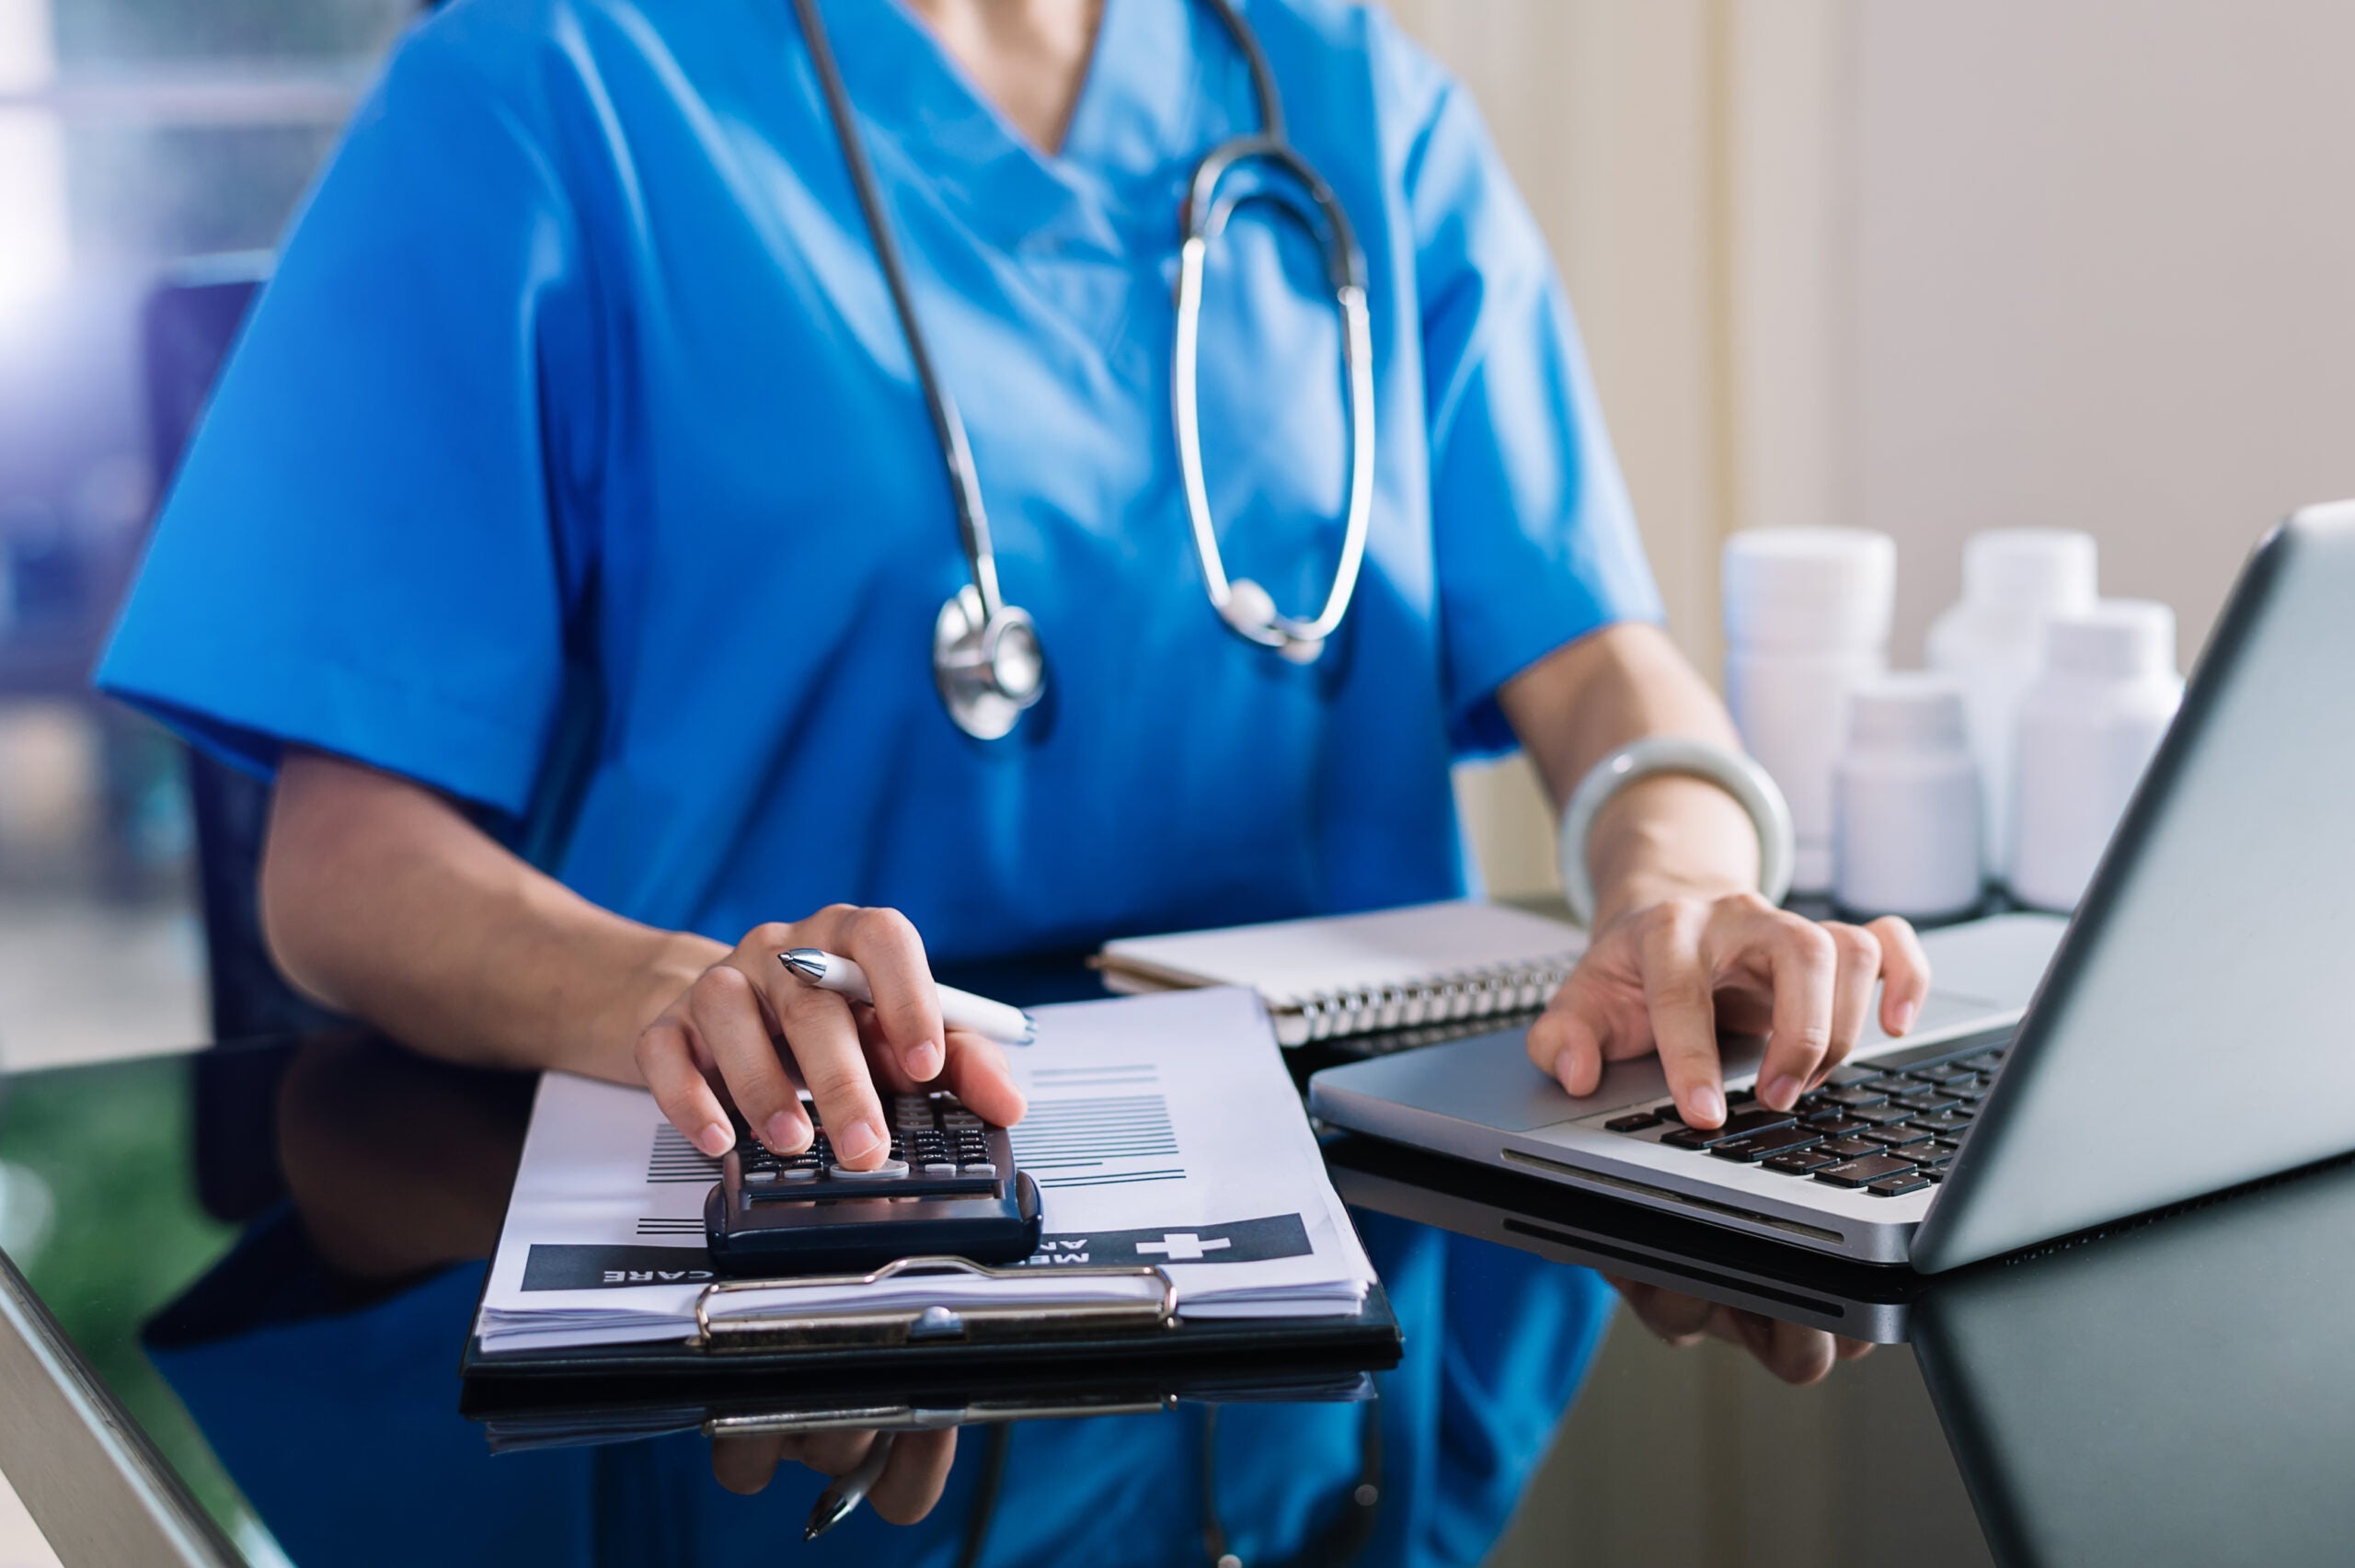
(935, 584, 1046, 740)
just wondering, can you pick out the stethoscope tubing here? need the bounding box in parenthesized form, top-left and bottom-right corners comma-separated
(787, 0, 1006, 619)
(1171, 133, 1375, 650)
(789, 0, 1375, 730)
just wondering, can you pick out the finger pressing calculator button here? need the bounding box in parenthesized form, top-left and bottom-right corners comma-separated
(828, 1159, 911, 1180)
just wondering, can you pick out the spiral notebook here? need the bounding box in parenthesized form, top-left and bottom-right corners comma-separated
(1097, 901, 1586, 1047)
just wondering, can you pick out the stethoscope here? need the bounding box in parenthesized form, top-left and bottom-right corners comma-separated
(791, 0, 1377, 740)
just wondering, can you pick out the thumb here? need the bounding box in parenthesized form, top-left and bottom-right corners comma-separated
(1528, 976, 1614, 1096)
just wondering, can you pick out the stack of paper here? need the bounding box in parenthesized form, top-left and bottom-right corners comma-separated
(471, 987, 1375, 1356)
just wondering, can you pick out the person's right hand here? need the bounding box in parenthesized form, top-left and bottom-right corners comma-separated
(1607, 1275, 1873, 1385)
(709, 1427, 958, 1521)
(635, 906, 1025, 1169)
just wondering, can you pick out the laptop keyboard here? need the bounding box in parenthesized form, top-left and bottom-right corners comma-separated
(1599, 1028, 2012, 1197)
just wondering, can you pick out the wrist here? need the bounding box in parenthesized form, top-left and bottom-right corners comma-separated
(572, 929, 728, 1082)
(1584, 774, 1763, 928)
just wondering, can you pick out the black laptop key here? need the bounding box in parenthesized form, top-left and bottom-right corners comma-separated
(1847, 1104, 1913, 1126)
(1814, 1153, 1924, 1187)
(1660, 1127, 1717, 1151)
(1664, 1107, 1799, 1147)
(1823, 1063, 1881, 1087)
(1866, 1172, 1934, 1196)
(1803, 1114, 1867, 1136)
(1862, 1125, 1933, 1148)
(1889, 1092, 1960, 1114)
(1710, 1126, 1823, 1162)
(1651, 1102, 1684, 1126)
(1813, 1135, 1881, 1160)
(1726, 1086, 1756, 1105)
(1604, 1112, 1662, 1133)
(1820, 1085, 1890, 1109)
(1910, 1108, 1976, 1135)
(1763, 1148, 1842, 1174)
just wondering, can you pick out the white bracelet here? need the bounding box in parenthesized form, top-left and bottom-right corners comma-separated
(1557, 736, 1796, 927)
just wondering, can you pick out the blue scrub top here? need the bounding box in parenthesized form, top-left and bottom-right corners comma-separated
(100, 0, 1660, 958)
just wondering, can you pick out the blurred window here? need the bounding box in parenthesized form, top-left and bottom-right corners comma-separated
(0, 0, 419, 674)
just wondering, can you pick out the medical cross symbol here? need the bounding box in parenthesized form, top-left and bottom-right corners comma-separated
(1134, 1232, 1232, 1262)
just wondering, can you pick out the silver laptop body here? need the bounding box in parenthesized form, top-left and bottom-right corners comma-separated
(1311, 501, 2355, 1271)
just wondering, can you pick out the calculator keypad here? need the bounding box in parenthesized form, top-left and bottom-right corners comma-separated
(735, 1092, 1010, 1200)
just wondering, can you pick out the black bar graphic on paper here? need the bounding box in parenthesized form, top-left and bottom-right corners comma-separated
(523, 1243, 717, 1291)
(1017, 1213, 1311, 1267)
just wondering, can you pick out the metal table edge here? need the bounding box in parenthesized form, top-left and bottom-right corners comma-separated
(0, 1247, 241, 1567)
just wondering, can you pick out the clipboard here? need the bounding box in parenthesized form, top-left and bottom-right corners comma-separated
(459, 1255, 1402, 1385)
(460, 1332, 1383, 1452)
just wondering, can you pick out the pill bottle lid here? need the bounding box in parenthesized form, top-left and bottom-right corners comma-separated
(1844, 671, 1969, 748)
(2043, 599, 2177, 681)
(1722, 528, 1895, 648)
(1959, 529, 2098, 618)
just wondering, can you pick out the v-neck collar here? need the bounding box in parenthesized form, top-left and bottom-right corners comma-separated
(807, 0, 1219, 257)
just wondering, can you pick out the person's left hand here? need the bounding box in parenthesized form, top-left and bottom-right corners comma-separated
(1527, 890, 1931, 1128)
(1608, 1275, 1873, 1384)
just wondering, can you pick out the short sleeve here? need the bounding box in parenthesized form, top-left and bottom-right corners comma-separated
(97, 18, 603, 818)
(1384, 29, 1665, 758)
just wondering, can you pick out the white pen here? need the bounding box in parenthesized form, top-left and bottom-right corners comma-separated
(779, 948, 1037, 1046)
(804, 1431, 894, 1541)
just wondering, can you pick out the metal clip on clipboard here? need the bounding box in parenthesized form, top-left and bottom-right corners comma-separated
(688, 1255, 1180, 1354)
(704, 1390, 1177, 1437)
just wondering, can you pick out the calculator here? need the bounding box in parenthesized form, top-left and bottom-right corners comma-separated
(703, 1090, 1042, 1277)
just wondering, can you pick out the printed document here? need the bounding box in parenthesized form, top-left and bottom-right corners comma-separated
(471, 987, 1375, 1356)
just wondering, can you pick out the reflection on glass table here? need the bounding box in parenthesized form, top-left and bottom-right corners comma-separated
(10, 1033, 1618, 1566)
(1334, 1130, 2355, 1568)
(4, 1026, 2352, 1566)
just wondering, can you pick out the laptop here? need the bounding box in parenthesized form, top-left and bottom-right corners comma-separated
(1311, 501, 2355, 1271)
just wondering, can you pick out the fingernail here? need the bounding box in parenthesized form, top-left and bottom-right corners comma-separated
(1687, 1083, 1726, 1127)
(1763, 1074, 1802, 1111)
(905, 1039, 944, 1080)
(764, 1111, 808, 1152)
(695, 1121, 733, 1157)
(1894, 1000, 1921, 1035)
(834, 1118, 883, 1162)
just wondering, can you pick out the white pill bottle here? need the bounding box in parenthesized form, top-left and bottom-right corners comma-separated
(1924, 529, 2098, 885)
(1832, 674, 1984, 921)
(2006, 601, 2184, 912)
(1721, 528, 1895, 895)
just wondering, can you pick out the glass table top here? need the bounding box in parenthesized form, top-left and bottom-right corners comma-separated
(1, 1013, 2349, 1568)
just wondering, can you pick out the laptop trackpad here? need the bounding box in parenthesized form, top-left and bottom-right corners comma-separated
(1317, 1027, 1771, 1134)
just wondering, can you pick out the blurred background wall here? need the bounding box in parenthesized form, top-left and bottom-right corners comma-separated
(1407, 0, 2355, 901)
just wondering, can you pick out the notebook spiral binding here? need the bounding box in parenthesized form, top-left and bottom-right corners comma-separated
(1286, 959, 1578, 1043)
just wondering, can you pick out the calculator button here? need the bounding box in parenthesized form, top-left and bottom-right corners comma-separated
(743, 1169, 777, 1184)
(923, 1162, 959, 1177)
(828, 1159, 911, 1180)
(960, 1162, 998, 1178)
(778, 1166, 818, 1182)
